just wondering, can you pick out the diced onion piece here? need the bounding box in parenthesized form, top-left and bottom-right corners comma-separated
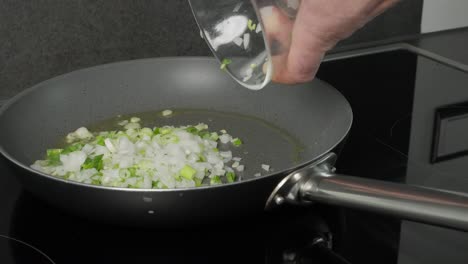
(254, 173, 261, 177)
(104, 138, 117, 153)
(261, 164, 270, 171)
(232, 161, 240, 168)
(118, 120, 129, 126)
(124, 122, 140, 130)
(220, 129, 227, 134)
(232, 157, 242, 162)
(162, 109, 173, 116)
(243, 33, 250, 49)
(256, 23, 262, 33)
(220, 58, 232, 70)
(31, 117, 247, 189)
(130, 117, 141, 123)
(233, 37, 243, 47)
(233, 2, 242, 12)
(219, 134, 232, 144)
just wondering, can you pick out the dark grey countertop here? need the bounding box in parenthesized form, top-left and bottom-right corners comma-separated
(409, 27, 468, 65)
(333, 27, 468, 66)
(0, 27, 467, 105)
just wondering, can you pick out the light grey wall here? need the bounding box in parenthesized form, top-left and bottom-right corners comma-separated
(422, 0, 468, 33)
(398, 56, 468, 264)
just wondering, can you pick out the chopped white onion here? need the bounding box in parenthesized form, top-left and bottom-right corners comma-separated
(254, 173, 261, 177)
(256, 23, 262, 33)
(233, 2, 242, 12)
(162, 109, 173, 116)
(219, 134, 232, 144)
(261, 164, 270, 171)
(130, 117, 141, 123)
(233, 37, 243, 46)
(243, 33, 250, 49)
(236, 165, 245, 172)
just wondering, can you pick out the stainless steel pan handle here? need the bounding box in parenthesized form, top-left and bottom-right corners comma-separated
(267, 153, 468, 232)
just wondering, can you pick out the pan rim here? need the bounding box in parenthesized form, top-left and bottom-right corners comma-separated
(0, 57, 353, 193)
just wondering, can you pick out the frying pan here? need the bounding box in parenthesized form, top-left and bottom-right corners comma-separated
(1, 57, 468, 230)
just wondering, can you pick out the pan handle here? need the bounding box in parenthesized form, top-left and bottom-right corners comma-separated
(266, 153, 468, 232)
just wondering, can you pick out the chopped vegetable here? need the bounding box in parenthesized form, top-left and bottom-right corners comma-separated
(81, 154, 104, 171)
(31, 118, 246, 189)
(233, 37, 243, 47)
(219, 134, 232, 144)
(231, 138, 242, 146)
(210, 176, 222, 185)
(256, 23, 262, 33)
(243, 33, 250, 49)
(46, 149, 62, 165)
(220, 58, 232, 70)
(162, 109, 173, 116)
(233, 2, 242, 12)
(247, 19, 256, 31)
(254, 173, 261, 177)
(130, 117, 141, 123)
(226, 172, 236, 183)
(261, 164, 270, 171)
(180, 165, 197, 180)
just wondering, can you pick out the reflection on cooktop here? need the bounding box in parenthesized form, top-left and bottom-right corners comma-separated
(8, 191, 343, 264)
(0, 235, 54, 264)
(317, 48, 468, 264)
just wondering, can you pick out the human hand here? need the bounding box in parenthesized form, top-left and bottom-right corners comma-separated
(260, 0, 400, 83)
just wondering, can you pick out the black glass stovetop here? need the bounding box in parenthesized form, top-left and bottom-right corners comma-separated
(1, 48, 468, 264)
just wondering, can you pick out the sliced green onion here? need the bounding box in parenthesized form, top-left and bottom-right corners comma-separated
(162, 109, 173, 116)
(46, 149, 62, 165)
(247, 19, 256, 31)
(62, 143, 83, 154)
(96, 135, 105, 146)
(81, 154, 104, 170)
(226, 172, 236, 183)
(180, 165, 197, 180)
(220, 58, 232, 70)
(210, 176, 222, 185)
(232, 138, 242, 146)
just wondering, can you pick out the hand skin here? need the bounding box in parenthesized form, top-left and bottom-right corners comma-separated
(260, 0, 400, 84)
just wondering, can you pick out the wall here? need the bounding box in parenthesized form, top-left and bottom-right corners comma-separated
(397, 55, 468, 264)
(0, 0, 423, 100)
(422, 0, 468, 33)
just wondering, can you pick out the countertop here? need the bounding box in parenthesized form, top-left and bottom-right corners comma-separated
(333, 27, 468, 66)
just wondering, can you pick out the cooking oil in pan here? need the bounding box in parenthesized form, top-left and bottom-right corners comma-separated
(83, 109, 305, 180)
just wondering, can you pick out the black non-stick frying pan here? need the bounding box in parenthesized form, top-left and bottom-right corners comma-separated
(1, 58, 468, 230)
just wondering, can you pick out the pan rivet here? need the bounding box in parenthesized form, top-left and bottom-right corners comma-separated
(148, 210, 155, 214)
(179, 193, 184, 197)
(275, 195, 284, 205)
(143, 197, 152, 202)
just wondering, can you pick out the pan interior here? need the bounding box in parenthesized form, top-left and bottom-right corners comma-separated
(0, 57, 352, 184)
(80, 109, 304, 181)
